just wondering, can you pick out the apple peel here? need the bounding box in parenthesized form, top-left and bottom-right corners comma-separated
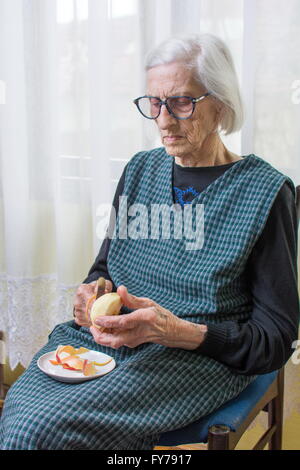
(50, 344, 112, 376)
(83, 360, 97, 376)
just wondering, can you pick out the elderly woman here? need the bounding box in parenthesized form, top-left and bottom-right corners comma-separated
(0, 34, 299, 450)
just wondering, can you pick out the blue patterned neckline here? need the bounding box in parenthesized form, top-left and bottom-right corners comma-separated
(173, 186, 200, 207)
(165, 150, 255, 206)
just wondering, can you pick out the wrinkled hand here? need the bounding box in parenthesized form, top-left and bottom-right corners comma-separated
(90, 285, 207, 350)
(73, 279, 113, 327)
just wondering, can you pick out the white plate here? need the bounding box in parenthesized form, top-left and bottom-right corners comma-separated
(37, 348, 116, 383)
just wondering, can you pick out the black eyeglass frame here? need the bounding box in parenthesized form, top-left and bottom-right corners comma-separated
(133, 92, 212, 120)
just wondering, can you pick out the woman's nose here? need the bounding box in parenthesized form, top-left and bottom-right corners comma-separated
(156, 105, 177, 129)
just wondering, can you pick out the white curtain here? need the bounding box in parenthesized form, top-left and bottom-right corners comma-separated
(0, 0, 299, 368)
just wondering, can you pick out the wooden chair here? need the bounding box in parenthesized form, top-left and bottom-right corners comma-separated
(1, 187, 300, 450)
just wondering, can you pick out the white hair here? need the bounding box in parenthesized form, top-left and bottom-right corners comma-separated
(145, 34, 244, 135)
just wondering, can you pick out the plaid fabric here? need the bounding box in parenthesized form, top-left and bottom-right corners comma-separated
(0, 148, 294, 450)
(108, 148, 295, 323)
(0, 321, 256, 450)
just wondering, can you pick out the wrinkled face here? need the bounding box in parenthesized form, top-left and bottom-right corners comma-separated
(146, 62, 221, 161)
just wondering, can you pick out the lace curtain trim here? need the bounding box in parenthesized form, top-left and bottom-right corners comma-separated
(0, 273, 78, 369)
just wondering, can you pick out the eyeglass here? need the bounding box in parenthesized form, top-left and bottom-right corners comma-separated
(133, 92, 212, 120)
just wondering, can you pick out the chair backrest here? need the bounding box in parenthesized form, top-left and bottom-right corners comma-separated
(0, 331, 4, 400)
(296, 186, 300, 225)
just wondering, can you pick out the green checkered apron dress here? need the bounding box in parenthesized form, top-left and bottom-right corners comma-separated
(0, 148, 294, 450)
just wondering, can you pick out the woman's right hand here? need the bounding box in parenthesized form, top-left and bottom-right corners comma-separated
(73, 279, 113, 327)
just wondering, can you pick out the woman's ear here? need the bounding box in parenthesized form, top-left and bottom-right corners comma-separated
(213, 102, 226, 132)
(217, 102, 225, 121)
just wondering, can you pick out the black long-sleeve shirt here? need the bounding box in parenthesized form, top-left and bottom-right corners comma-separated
(83, 159, 300, 375)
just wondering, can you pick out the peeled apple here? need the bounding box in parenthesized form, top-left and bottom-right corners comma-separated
(90, 293, 122, 331)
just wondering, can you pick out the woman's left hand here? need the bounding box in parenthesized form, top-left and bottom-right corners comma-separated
(90, 285, 207, 350)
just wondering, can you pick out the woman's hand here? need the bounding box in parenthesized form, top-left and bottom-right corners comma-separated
(73, 279, 113, 327)
(90, 285, 207, 350)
